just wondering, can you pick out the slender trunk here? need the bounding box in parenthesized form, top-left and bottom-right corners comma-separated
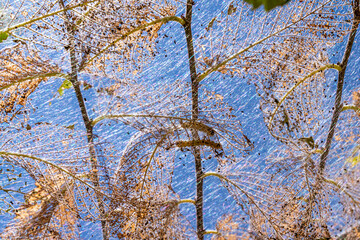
(311, 3, 359, 238)
(69, 56, 109, 240)
(59, 1, 109, 239)
(184, 0, 204, 239)
(319, 3, 360, 175)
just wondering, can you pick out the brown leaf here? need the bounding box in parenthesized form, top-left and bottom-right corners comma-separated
(0, 44, 60, 123)
(2, 170, 78, 240)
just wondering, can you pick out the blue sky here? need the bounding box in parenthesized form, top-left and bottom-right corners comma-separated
(1, 0, 360, 239)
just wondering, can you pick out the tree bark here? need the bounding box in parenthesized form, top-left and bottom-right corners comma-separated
(184, 0, 204, 239)
(319, 0, 360, 175)
(59, 1, 109, 239)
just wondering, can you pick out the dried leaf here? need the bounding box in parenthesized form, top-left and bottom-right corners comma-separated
(0, 44, 60, 123)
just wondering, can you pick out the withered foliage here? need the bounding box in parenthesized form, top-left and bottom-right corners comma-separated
(98, 77, 253, 238)
(242, 1, 359, 238)
(0, 44, 60, 123)
(211, 214, 251, 240)
(197, 0, 352, 147)
(195, 0, 360, 239)
(80, 0, 177, 82)
(0, 125, 89, 239)
(1, 0, 360, 239)
(2, 171, 77, 240)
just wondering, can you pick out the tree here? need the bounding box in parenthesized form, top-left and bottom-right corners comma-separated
(0, 0, 359, 239)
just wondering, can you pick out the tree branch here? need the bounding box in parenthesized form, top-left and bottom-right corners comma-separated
(319, 8, 360, 175)
(59, 0, 109, 238)
(203, 230, 220, 235)
(341, 105, 360, 112)
(183, 0, 205, 239)
(177, 199, 196, 205)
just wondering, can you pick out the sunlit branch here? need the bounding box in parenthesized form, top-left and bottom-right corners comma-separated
(196, 1, 333, 83)
(202, 172, 284, 240)
(80, 16, 185, 71)
(91, 114, 191, 126)
(0, 151, 110, 199)
(268, 64, 341, 127)
(1, 1, 97, 33)
(0, 72, 67, 92)
(203, 230, 219, 235)
(311, 148, 324, 154)
(177, 199, 196, 205)
(341, 105, 360, 112)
